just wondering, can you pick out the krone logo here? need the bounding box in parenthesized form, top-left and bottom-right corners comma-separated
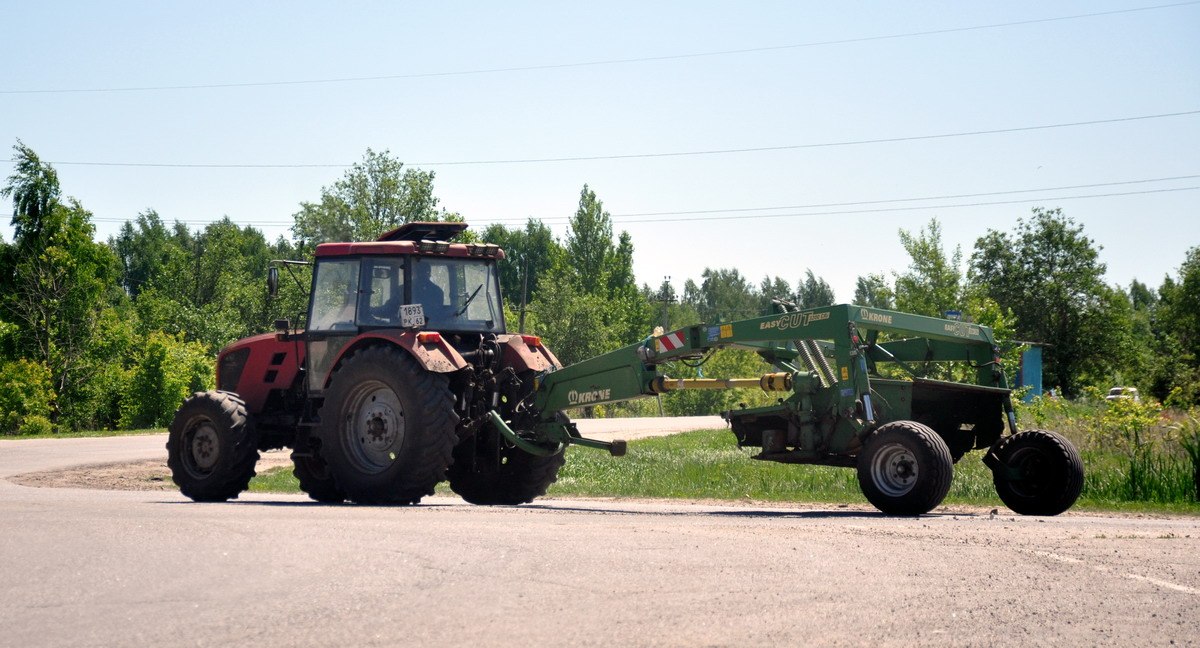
(567, 388, 612, 405)
(860, 308, 893, 325)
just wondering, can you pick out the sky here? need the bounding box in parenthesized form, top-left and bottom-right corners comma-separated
(1, 1, 1197, 302)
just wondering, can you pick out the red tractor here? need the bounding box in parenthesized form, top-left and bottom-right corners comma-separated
(166, 222, 570, 505)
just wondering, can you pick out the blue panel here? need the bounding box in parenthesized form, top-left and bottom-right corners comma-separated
(1017, 347, 1043, 402)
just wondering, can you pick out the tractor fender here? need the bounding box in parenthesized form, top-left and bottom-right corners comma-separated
(498, 334, 562, 372)
(326, 331, 469, 385)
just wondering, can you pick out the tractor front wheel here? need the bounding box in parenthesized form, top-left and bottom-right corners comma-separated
(990, 429, 1083, 516)
(166, 391, 260, 502)
(315, 346, 458, 505)
(857, 420, 954, 515)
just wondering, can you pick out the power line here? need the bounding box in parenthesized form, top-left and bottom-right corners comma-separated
(608, 186, 1200, 225)
(3, 110, 1196, 170)
(608, 174, 1200, 217)
(475, 187, 1199, 225)
(85, 182, 1199, 227)
(3, 1, 1195, 95)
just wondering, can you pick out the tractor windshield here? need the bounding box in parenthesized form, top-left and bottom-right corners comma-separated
(411, 256, 504, 333)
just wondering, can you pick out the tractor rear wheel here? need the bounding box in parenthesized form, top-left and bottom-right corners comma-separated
(291, 452, 345, 503)
(447, 429, 566, 505)
(315, 346, 458, 505)
(167, 391, 260, 502)
(991, 429, 1083, 516)
(856, 420, 953, 516)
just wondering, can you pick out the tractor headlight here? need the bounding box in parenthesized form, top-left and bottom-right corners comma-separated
(217, 348, 251, 391)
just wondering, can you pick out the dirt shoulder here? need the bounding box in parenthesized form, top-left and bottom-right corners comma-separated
(8, 450, 295, 491)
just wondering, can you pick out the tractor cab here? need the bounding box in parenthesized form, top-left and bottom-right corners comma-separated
(300, 222, 507, 392)
(307, 221, 505, 336)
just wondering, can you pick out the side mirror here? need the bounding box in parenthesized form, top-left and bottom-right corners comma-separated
(267, 266, 279, 297)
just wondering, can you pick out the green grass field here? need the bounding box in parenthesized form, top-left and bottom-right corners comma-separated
(248, 427, 1200, 514)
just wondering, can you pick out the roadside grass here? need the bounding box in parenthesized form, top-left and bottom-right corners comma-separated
(248, 427, 1200, 515)
(247, 465, 302, 493)
(1, 427, 165, 440)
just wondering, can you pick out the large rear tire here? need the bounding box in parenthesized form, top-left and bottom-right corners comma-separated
(447, 430, 565, 505)
(291, 452, 345, 503)
(857, 420, 954, 516)
(167, 391, 260, 502)
(991, 429, 1083, 516)
(315, 346, 458, 505)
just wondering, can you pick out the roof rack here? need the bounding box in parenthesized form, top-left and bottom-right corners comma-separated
(377, 221, 469, 242)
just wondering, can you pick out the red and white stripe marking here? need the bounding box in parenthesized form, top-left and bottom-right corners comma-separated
(656, 331, 686, 354)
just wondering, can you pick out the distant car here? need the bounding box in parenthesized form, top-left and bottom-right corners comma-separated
(1105, 387, 1140, 403)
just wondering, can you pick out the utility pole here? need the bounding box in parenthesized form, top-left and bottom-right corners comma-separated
(518, 256, 529, 334)
(655, 275, 675, 330)
(653, 276, 675, 416)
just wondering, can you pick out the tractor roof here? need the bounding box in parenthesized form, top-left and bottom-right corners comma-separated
(313, 221, 505, 260)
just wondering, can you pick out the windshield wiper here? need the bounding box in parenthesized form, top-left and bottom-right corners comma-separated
(455, 284, 483, 317)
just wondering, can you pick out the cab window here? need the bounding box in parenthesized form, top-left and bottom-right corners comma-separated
(308, 259, 359, 331)
(356, 257, 406, 327)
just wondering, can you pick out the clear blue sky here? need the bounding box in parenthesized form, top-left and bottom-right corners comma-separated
(2, 1, 1197, 301)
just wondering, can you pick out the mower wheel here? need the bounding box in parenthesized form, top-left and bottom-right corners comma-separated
(857, 420, 953, 516)
(990, 429, 1083, 516)
(316, 345, 458, 505)
(167, 390, 260, 502)
(291, 452, 345, 503)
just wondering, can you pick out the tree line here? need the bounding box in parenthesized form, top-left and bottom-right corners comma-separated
(1, 142, 1197, 434)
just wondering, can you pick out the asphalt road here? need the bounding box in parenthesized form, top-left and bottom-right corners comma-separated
(2, 420, 1198, 647)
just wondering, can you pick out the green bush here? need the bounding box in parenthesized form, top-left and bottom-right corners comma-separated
(0, 359, 56, 435)
(119, 331, 213, 429)
(1172, 412, 1200, 501)
(18, 414, 54, 436)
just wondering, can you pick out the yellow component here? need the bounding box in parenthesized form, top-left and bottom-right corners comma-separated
(758, 372, 793, 391)
(720, 324, 733, 338)
(840, 366, 849, 381)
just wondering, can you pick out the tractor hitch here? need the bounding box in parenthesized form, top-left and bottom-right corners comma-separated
(486, 410, 626, 457)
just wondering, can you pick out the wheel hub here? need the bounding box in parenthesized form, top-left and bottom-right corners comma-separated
(871, 443, 919, 497)
(343, 382, 406, 474)
(1008, 448, 1049, 496)
(189, 423, 220, 471)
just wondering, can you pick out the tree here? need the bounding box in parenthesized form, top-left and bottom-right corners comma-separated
(291, 149, 447, 248)
(1154, 247, 1200, 405)
(111, 209, 184, 298)
(0, 142, 120, 427)
(527, 271, 620, 367)
(688, 268, 760, 323)
(758, 276, 792, 312)
(540, 185, 652, 345)
(130, 217, 284, 352)
(1, 139, 60, 245)
(894, 218, 963, 318)
(854, 273, 894, 309)
(797, 269, 835, 309)
(969, 208, 1120, 397)
(565, 185, 614, 294)
(481, 218, 562, 310)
